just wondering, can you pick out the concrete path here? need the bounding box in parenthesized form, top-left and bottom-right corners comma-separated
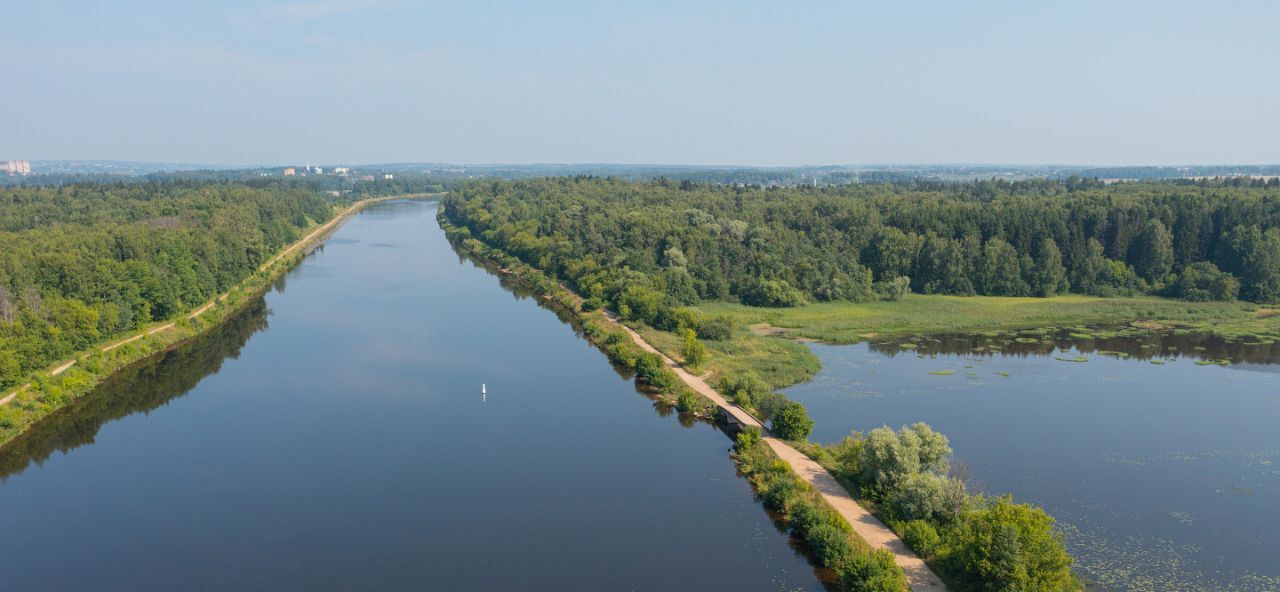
(604, 314, 946, 592)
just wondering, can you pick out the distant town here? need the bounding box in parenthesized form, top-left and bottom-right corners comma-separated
(279, 165, 393, 182)
(2, 160, 31, 176)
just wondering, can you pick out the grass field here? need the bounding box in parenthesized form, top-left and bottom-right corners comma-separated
(637, 324, 820, 390)
(627, 294, 1280, 390)
(697, 294, 1280, 344)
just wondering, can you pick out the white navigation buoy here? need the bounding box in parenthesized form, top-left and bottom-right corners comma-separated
(482, 383, 487, 402)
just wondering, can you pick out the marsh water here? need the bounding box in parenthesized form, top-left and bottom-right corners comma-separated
(784, 333, 1280, 592)
(0, 200, 824, 591)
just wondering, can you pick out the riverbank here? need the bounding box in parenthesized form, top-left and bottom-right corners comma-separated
(624, 295, 1280, 392)
(0, 193, 438, 447)
(438, 210, 943, 592)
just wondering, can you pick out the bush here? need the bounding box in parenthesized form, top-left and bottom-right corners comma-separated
(696, 315, 735, 340)
(901, 520, 942, 559)
(850, 423, 951, 500)
(676, 390, 705, 414)
(941, 496, 1076, 592)
(734, 426, 762, 452)
(720, 372, 770, 409)
(875, 276, 912, 302)
(771, 401, 814, 441)
(679, 328, 707, 369)
(580, 296, 606, 311)
(889, 472, 966, 523)
(836, 549, 909, 592)
(756, 391, 791, 421)
(1172, 261, 1239, 302)
(744, 279, 806, 307)
(762, 478, 800, 512)
(635, 352, 665, 381)
(805, 522, 853, 567)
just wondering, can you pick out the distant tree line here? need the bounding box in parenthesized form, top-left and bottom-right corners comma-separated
(0, 182, 334, 390)
(442, 177, 1280, 317)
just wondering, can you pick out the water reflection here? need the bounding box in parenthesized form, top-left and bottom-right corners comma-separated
(0, 299, 269, 481)
(869, 325, 1280, 364)
(786, 336, 1280, 592)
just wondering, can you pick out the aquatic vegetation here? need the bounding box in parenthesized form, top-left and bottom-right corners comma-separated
(928, 370, 956, 375)
(1218, 484, 1254, 495)
(1169, 511, 1197, 525)
(1056, 355, 1090, 362)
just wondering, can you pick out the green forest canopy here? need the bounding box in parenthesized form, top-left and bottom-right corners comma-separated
(442, 177, 1280, 325)
(0, 181, 334, 390)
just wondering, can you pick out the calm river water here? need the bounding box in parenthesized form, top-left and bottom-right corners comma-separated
(784, 338, 1280, 592)
(0, 200, 823, 591)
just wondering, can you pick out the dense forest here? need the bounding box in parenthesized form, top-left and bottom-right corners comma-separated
(442, 177, 1280, 323)
(0, 181, 333, 390)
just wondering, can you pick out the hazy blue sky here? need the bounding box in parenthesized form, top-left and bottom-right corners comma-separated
(3, 1, 1277, 166)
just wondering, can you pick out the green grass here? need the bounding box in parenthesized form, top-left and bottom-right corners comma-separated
(637, 324, 820, 390)
(696, 294, 1280, 344)
(628, 293, 1280, 392)
(673, 294, 1280, 389)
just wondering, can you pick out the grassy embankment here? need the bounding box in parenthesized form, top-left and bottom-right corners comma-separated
(0, 195, 426, 447)
(645, 294, 1280, 391)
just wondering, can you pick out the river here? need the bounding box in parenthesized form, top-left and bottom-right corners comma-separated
(0, 200, 823, 591)
(783, 336, 1280, 592)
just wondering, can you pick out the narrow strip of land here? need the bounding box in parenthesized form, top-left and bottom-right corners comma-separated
(2, 195, 421, 406)
(603, 313, 946, 592)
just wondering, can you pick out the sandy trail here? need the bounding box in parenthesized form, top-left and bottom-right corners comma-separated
(603, 313, 946, 591)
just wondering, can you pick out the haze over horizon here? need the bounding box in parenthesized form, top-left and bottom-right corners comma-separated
(5, 1, 1278, 166)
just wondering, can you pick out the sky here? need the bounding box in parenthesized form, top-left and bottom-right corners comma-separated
(2, 0, 1278, 167)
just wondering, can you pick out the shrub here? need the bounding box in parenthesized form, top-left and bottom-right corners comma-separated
(744, 279, 806, 307)
(762, 478, 800, 512)
(679, 328, 707, 369)
(941, 496, 1076, 592)
(756, 391, 791, 421)
(836, 549, 909, 592)
(901, 520, 942, 559)
(581, 296, 606, 311)
(850, 423, 951, 500)
(875, 276, 912, 302)
(1172, 261, 1239, 302)
(806, 522, 854, 567)
(696, 315, 735, 340)
(734, 426, 762, 452)
(676, 390, 706, 414)
(771, 401, 814, 441)
(889, 472, 967, 523)
(720, 372, 770, 409)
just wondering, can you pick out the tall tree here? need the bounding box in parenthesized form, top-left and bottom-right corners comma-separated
(1029, 238, 1069, 296)
(977, 238, 1028, 296)
(1131, 219, 1173, 282)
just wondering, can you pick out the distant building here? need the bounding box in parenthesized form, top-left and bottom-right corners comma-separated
(333, 167, 351, 176)
(383, 173, 394, 180)
(3, 160, 31, 176)
(283, 167, 296, 176)
(313, 166, 324, 175)
(360, 175, 375, 181)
